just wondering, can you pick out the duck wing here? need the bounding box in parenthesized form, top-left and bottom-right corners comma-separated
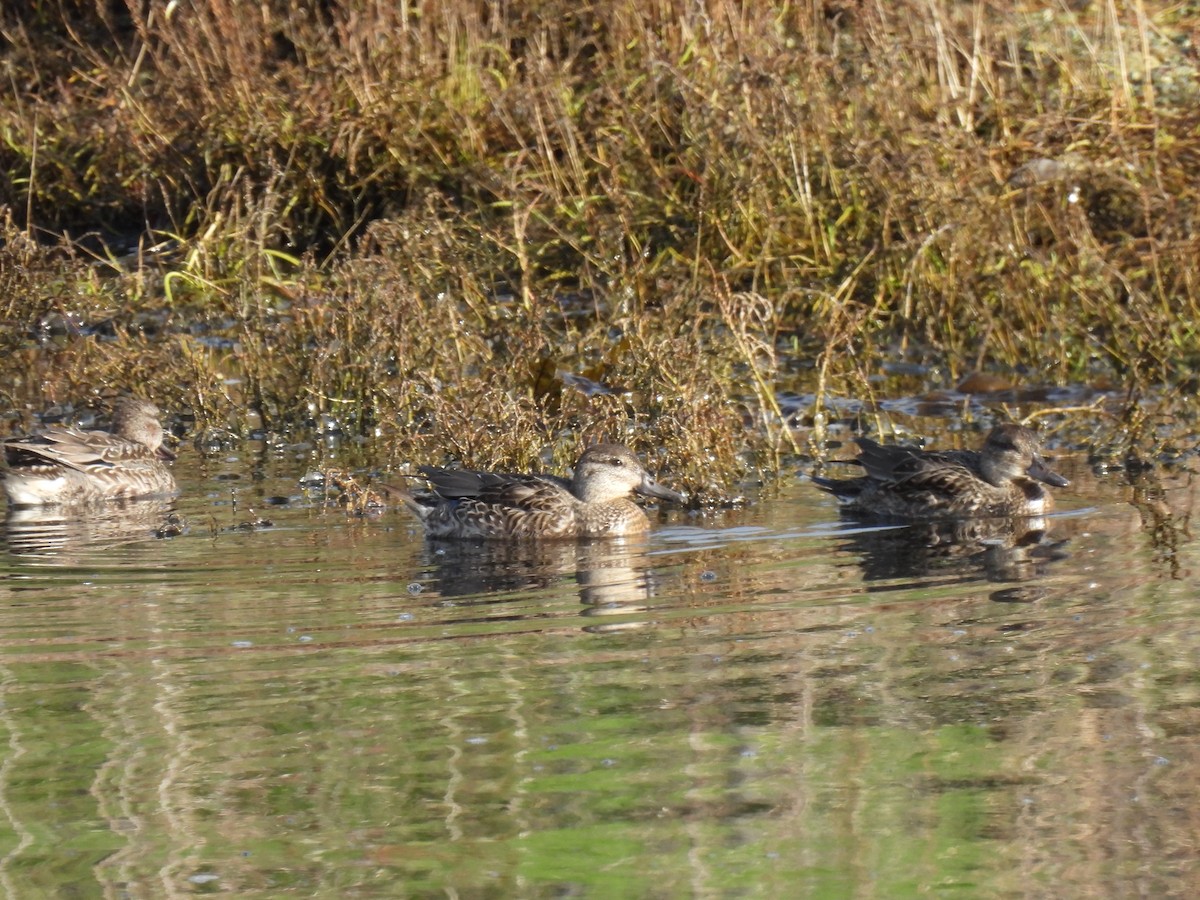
(4, 427, 146, 473)
(854, 438, 962, 483)
(855, 438, 980, 490)
(418, 467, 572, 508)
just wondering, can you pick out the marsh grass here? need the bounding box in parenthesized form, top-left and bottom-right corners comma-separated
(2, 1, 1199, 497)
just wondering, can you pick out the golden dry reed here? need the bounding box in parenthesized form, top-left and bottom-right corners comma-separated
(1, 1, 1198, 497)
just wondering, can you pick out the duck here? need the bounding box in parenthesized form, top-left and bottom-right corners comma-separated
(394, 443, 685, 539)
(2, 398, 177, 506)
(811, 424, 1068, 520)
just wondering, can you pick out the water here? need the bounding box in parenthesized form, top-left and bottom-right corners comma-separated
(0, 446, 1197, 897)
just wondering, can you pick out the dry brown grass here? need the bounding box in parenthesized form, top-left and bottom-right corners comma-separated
(2, 1, 1198, 494)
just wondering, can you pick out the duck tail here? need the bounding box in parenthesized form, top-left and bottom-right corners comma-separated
(376, 482, 432, 521)
(810, 474, 860, 497)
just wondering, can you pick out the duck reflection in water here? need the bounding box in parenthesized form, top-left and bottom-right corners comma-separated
(833, 517, 1069, 586)
(4, 498, 182, 560)
(416, 537, 665, 628)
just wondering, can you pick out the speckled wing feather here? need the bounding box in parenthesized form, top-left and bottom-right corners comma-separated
(852, 439, 922, 483)
(854, 438, 980, 486)
(416, 467, 581, 537)
(3, 427, 140, 473)
(849, 439, 991, 514)
(418, 467, 571, 503)
(881, 464, 986, 513)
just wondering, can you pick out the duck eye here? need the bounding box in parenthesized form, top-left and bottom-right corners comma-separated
(609, 457, 623, 466)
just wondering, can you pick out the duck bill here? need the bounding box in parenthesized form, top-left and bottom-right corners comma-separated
(157, 445, 177, 462)
(1027, 456, 1069, 488)
(636, 475, 685, 504)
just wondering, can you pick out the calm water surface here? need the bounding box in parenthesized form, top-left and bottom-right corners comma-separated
(1, 445, 1198, 897)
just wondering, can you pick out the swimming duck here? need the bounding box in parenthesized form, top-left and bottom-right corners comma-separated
(2, 398, 177, 506)
(811, 424, 1068, 520)
(396, 443, 685, 539)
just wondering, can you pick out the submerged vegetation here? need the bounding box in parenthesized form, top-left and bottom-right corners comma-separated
(2, 1, 1199, 497)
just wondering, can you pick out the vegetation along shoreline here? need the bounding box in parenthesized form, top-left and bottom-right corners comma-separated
(3, 3, 1198, 500)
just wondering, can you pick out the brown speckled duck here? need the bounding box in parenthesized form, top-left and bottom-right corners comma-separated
(3, 398, 177, 506)
(812, 424, 1068, 520)
(397, 443, 685, 539)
